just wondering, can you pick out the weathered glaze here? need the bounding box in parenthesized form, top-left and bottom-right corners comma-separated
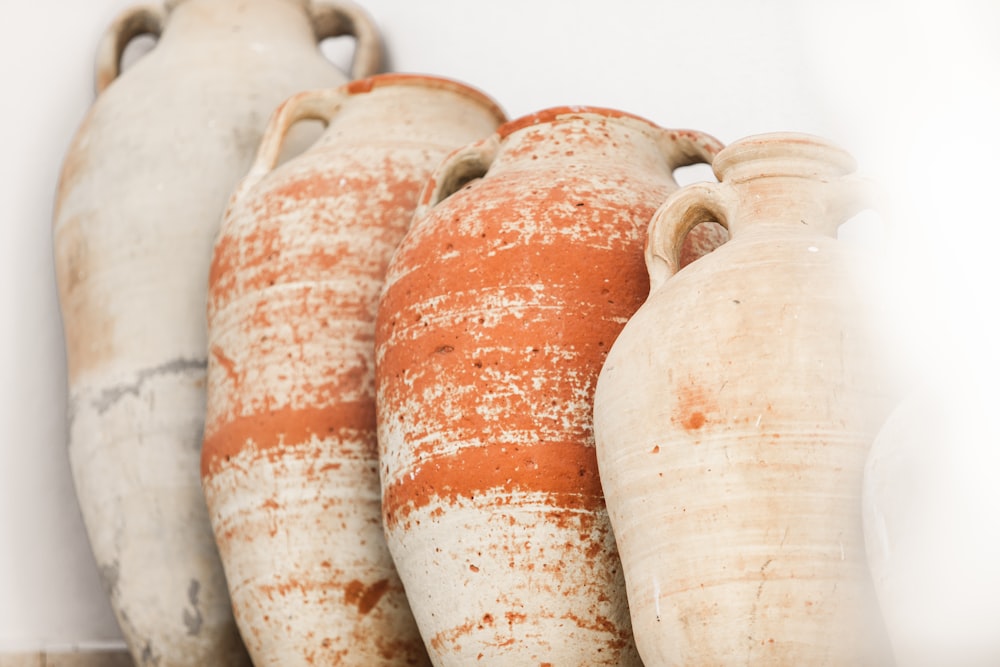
(52, 1, 380, 665)
(202, 75, 505, 666)
(375, 107, 725, 666)
(594, 133, 894, 665)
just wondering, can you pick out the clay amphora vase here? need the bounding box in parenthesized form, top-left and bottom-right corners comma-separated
(52, 2, 380, 665)
(375, 106, 726, 666)
(593, 133, 894, 666)
(202, 74, 505, 667)
(864, 384, 1000, 666)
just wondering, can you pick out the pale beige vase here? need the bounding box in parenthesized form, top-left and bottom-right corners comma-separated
(864, 384, 1000, 666)
(52, 1, 380, 665)
(594, 133, 894, 665)
(202, 74, 505, 666)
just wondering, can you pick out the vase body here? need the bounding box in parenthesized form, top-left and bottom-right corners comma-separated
(202, 74, 505, 666)
(375, 107, 725, 666)
(52, 1, 381, 665)
(594, 133, 894, 665)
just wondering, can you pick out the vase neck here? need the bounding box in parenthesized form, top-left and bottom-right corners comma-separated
(715, 133, 860, 237)
(167, 0, 308, 10)
(313, 78, 506, 148)
(162, 0, 315, 46)
(729, 176, 843, 236)
(492, 110, 674, 179)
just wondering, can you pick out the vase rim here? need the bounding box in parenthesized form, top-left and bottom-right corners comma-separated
(496, 105, 666, 139)
(340, 73, 507, 124)
(165, 0, 309, 7)
(713, 132, 856, 179)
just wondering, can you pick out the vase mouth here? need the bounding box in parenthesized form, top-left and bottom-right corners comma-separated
(165, 0, 308, 7)
(341, 73, 507, 125)
(496, 105, 663, 139)
(713, 132, 857, 180)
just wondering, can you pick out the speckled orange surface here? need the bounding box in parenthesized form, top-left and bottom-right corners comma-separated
(202, 75, 504, 666)
(376, 107, 725, 665)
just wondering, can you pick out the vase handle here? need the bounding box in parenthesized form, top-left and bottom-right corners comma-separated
(411, 135, 501, 222)
(95, 3, 167, 94)
(833, 175, 883, 223)
(657, 129, 725, 172)
(309, 1, 383, 80)
(229, 87, 349, 203)
(646, 182, 736, 293)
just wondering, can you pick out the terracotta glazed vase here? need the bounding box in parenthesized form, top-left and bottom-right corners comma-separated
(202, 74, 505, 666)
(52, 1, 380, 665)
(593, 133, 894, 665)
(375, 107, 726, 666)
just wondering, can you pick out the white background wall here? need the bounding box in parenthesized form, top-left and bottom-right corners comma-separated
(1, 0, 997, 652)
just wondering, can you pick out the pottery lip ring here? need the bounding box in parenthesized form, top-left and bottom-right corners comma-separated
(342, 73, 507, 125)
(164, 0, 308, 8)
(496, 105, 671, 139)
(712, 131, 857, 182)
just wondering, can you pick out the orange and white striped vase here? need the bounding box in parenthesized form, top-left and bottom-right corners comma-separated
(375, 107, 725, 666)
(202, 74, 505, 666)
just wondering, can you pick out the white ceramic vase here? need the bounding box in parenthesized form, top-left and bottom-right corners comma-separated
(52, 1, 380, 665)
(864, 380, 1000, 666)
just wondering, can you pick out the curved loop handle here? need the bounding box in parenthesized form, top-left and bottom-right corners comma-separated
(646, 182, 735, 293)
(831, 174, 884, 225)
(657, 129, 725, 172)
(230, 87, 349, 203)
(95, 3, 167, 94)
(412, 135, 501, 223)
(309, 1, 383, 80)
